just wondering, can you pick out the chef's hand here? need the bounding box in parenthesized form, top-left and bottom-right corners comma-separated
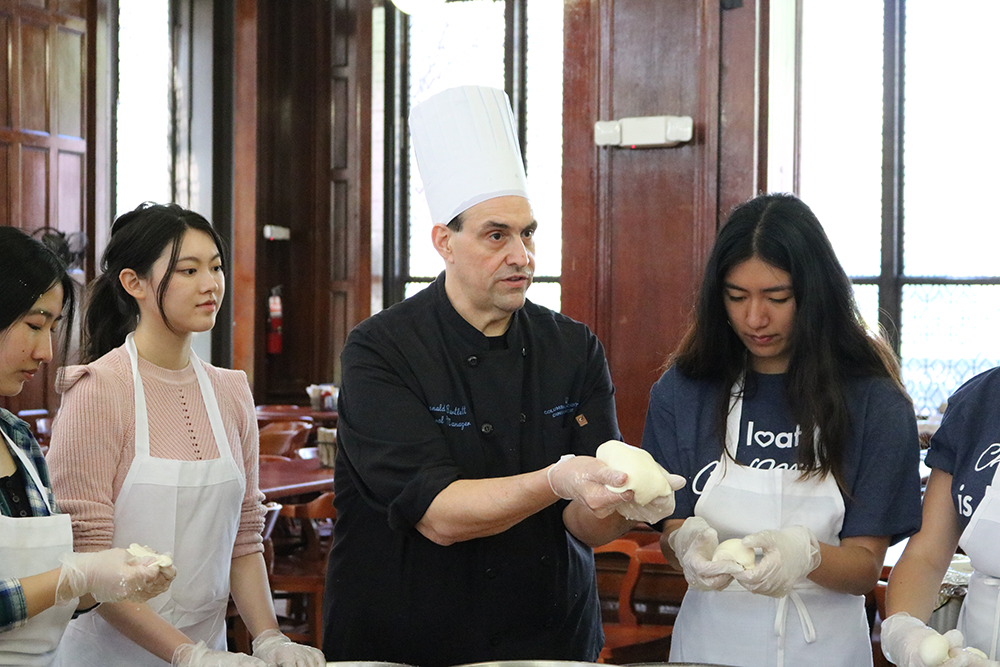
(733, 525, 820, 598)
(172, 642, 267, 667)
(55, 548, 176, 605)
(880, 612, 993, 667)
(547, 454, 630, 518)
(614, 472, 686, 524)
(667, 516, 743, 591)
(251, 629, 325, 667)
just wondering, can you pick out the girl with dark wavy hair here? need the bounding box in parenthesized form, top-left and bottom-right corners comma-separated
(642, 193, 922, 666)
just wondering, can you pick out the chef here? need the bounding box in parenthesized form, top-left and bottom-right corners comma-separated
(320, 85, 681, 667)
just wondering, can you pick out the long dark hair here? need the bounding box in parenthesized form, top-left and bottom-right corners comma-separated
(0, 227, 77, 362)
(82, 203, 225, 363)
(672, 193, 904, 487)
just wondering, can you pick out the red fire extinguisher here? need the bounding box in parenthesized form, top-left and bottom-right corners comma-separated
(267, 286, 283, 355)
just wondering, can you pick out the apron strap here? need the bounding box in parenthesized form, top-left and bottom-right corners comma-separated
(774, 589, 818, 667)
(1, 427, 54, 514)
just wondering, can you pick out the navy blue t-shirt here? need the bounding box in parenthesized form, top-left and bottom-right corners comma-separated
(642, 368, 922, 543)
(925, 366, 1000, 529)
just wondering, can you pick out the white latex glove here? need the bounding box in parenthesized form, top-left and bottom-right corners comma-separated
(172, 642, 267, 667)
(732, 525, 821, 598)
(55, 548, 176, 605)
(251, 629, 325, 667)
(667, 516, 743, 591)
(547, 454, 630, 518)
(881, 613, 998, 667)
(614, 472, 686, 524)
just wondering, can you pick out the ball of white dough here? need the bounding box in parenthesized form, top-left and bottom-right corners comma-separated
(127, 543, 173, 568)
(596, 440, 676, 505)
(917, 633, 951, 667)
(712, 538, 756, 570)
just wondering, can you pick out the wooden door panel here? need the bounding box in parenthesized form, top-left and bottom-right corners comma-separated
(20, 144, 48, 223)
(55, 25, 83, 137)
(1, 14, 9, 127)
(20, 19, 48, 132)
(57, 148, 82, 232)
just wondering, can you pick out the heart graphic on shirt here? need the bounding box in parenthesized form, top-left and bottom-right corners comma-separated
(754, 431, 775, 448)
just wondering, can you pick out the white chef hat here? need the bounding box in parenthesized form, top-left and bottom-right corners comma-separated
(409, 85, 529, 227)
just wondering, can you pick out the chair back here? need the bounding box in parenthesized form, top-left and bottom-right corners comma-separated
(259, 420, 313, 457)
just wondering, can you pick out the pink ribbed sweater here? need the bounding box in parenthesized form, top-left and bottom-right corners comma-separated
(46, 344, 265, 557)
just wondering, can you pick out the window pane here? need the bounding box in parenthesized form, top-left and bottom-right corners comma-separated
(798, 0, 883, 277)
(116, 0, 170, 215)
(407, 2, 506, 279)
(904, 2, 1000, 277)
(851, 283, 880, 334)
(526, 0, 563, 287)
(901, 285, 1000, 415)
(527, 281, 560, 313)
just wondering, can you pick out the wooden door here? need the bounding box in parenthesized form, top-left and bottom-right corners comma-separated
(251, 0, 371, 404)
(562, 0, 765, 444)
(0, 0, 109, 416)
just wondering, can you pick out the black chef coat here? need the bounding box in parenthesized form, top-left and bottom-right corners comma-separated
(321, 274, 620, 667)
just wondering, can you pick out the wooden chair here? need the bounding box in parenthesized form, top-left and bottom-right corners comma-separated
(594, 538, 676, 664)
(267, 491, 336, 648)
(258, 420, 313, 457)
(228, 501, 283, 652)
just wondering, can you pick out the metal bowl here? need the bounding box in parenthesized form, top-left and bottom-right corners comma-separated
(326, 663, 415, 667)
(455, 662, 600, 667)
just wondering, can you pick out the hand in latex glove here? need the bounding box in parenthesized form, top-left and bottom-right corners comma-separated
(733, 525, 821, 598)
(881, 613, 998, 667)
(172, 642, 267, 667)
(252, 629, 325, 667)
(547, 455, 629, 518)
(55, 548, 176, 605)
(614, 472, 687, 524)
(667, 516, 744, 591)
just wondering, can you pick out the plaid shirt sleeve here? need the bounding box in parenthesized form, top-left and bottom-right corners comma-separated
(0, 410, 58, 630)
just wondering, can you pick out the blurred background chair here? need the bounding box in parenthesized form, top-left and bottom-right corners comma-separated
(17, 408, 51, 450)
(594, 536, 682, 664)
(227, 501, 283, 652)
(268, 491, 336, 648)
(258, 420, 313, 458)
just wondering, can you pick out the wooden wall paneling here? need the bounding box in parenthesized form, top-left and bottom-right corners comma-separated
(719, 0, 766, 215)
(231, 0, 258, 383)
(1, 12, 9, 128)
(0, 0, 99, 417)
(563, 0, 724, 445)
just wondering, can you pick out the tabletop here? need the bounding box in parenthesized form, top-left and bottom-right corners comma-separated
(255, 405, 339, 428)
(259, 455, 335, 502)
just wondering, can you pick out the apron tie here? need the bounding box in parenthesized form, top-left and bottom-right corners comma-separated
(774, 591, 818, 643)
(983, 574, 1000, 661)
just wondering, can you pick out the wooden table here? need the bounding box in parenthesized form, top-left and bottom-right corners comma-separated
(258, 455, 335, 502)
(255, 405, 338, 428)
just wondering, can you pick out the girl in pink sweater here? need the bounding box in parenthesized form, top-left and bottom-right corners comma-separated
(46, 204, 322, 667)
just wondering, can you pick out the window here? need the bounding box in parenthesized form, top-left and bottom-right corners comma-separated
(381, 0, 563, 312)
(115, 0, 171, 217)
(791, 0, 1000, 415)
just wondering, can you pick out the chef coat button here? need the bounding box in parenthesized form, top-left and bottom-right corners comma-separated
(540, 555, 553, 566)
(467, 355, 479, 367)
(490, 634, 502, 647)
(519, 412, 526, 423)
(486, 566, 499, 579)
(521, 347, 527, 357)
(481, 422, 493, 435)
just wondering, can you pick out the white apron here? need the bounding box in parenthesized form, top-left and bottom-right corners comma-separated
(669, 384, 871, 667)
(0, 428, 76, 666)
(52, 334, 246, 666)
(957, 456, 1000, 659)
